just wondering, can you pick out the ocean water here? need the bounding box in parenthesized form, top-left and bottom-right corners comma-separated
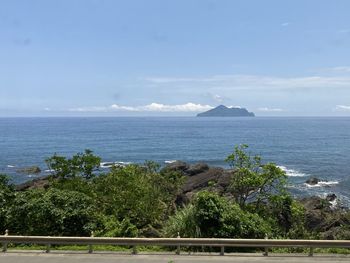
(0, 117, 349, 204)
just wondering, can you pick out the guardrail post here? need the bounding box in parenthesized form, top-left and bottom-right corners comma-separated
(2, 229, 9, 253)
(308, 247, 314, 257)
(263, 233, 269, 256)
(88, 231, 94, 253)
(46, 243, 51, 253)
(176, 232, 181, 255)
(220, 246, 225, 256)
(132, 246, 138, 255)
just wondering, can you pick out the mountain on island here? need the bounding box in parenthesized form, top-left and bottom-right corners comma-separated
(197, 105, 255, 117)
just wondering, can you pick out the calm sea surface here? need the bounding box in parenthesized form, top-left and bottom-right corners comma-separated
(1, 117, 349, 204)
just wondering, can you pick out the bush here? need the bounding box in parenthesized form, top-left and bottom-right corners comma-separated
(6, 188, 96, 236)
(165, 191, 271, 239)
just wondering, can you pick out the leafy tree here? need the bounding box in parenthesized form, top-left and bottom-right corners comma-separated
(6, 188, 95, 236)
(46, 149, 101, 179)
(165, 191, 270, 239)
(225, 144, 287, 208)
(0, 174, 15, 232)
(92, 163, 184, 231)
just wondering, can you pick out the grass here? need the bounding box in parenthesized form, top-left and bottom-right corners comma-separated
(271, 247, 350, 255)
(3, 244, 350, 255)
(5, 243, 172, 253)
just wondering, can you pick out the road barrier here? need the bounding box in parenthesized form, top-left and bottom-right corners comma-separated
(1, 231, 350, 256)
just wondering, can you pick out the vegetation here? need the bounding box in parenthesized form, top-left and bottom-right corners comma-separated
(1, 145, 349, 252)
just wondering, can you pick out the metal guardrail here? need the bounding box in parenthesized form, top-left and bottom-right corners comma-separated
(1, 232, 350, 256)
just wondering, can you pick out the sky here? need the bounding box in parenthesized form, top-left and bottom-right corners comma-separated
(1, 0, 350, 117)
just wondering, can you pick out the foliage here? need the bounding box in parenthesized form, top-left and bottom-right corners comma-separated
(6, 188, 95, 236)
(45, 149, 101, 179)
(0, 146, 327, 241)
(0, 174, 15, 232)
(92, 163, 184, 230)
(94, 215, 138, 237)
(165, 191, 270, 239)
(225, 144, 287, 208)
(163, 204, 200, 238)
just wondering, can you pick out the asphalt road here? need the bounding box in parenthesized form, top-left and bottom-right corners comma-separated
(1, 252, 350, 263)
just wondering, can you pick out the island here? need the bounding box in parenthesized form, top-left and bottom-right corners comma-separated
(197, 105, 255, 117)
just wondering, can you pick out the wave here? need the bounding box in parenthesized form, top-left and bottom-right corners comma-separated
(100, 161, 132, 169)
(7, 165, 16, 168)
(277, 165, 307, 177)
(304, 181, 339, 188)
(164, 160, 177, 164)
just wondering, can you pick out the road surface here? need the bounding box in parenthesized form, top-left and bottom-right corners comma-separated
(1, 252, 350, 263)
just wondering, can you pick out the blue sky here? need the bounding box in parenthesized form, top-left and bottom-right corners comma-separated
(1, 0, 350, 116)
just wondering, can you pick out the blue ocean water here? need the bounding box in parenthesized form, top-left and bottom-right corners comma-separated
(0, 117, 349, 203)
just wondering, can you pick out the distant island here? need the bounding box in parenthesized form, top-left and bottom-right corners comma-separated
(197, 105, 255, 117)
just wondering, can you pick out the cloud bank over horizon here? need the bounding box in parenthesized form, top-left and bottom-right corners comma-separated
(68, 103, 214, 113)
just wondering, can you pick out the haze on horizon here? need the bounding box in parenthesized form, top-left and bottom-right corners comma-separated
(1, 0, 350, 117)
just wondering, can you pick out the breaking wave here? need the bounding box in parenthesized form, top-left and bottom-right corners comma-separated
(277, 165, 307, 177)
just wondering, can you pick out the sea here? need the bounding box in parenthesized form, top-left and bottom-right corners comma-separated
(0, 117, 349, 205)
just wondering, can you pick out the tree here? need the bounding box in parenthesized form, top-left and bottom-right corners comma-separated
(164, 191, 270, 239)
(0, 174, 15, 232)
(225, 145, 287, 208)
(92, 163, 184, 232)
(6, 188, 96, 236)
(46, 149, 101, 179)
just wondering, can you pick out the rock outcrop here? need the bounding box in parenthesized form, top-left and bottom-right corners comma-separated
(305, 177, 320, 185)
(15, 176, 50, 191)
(16, 166, 41, 174)
(162, 161, 233, 206)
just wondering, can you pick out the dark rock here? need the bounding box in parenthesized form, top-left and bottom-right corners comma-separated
(15, 176, 50, 191)
(300, 196, 330, 210)
(139, 226, 161, 238)
(187, 163, 209, 176)
(182, 167, 225, 193)
(304, 209, 324, 230)
(162, 161, 189, 173)
(326, 194, 337, 202)
(322, 226, 350, 240)
(305, 177, 320, 185)
(16, 166, 41, 174)
(175, 193, 191, 206)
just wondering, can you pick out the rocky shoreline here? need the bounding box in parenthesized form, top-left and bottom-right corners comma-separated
(15, 161, 350, 240)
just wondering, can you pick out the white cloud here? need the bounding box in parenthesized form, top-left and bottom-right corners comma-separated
(68, 103, 213, 113)
(281, 22, 290, 27)
(228, 106, 242, 109)
(141, 102, 213, 112)
(334, 105, 350, 111)
(328, 66, 350, 73)
(68, 106, 108, 112)
(110, 104, 138, 111)
(213, 94, 223, 102)
(145, 74, 350, 90)
(257, 107, 284, 112)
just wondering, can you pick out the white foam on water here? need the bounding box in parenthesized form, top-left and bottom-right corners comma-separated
(304, 181, 339, 188)
(100, 162, 114, 168)
(165, 160, 177, 164)
(7, 165, 15, 168)
(45, 169, 55, 173)
(100, 161, 132, 168)
(277, 165, 307, 177)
